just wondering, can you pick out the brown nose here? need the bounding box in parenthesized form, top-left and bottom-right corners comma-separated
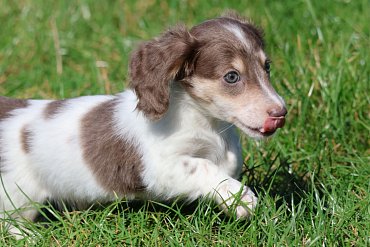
(267, 106, 287, 118)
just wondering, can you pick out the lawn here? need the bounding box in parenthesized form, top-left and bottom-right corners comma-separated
(0, 0, 369, 246)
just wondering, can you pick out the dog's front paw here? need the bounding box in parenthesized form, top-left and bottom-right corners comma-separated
(216, 180, 257, 219)
(234, 187, 258, 219)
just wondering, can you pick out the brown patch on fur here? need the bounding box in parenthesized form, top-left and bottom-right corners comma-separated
(189, 166, 197, 175)
(188, 18, 264, 82)
(44, 100, 66, 119)
(81, 99, 145, 195)
(178, 17, 274, 113)
(20, 125, 32, 153)
(0, 97, 29, 171)
(0, 96, 29, 121)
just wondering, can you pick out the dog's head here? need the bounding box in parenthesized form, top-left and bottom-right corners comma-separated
(129, 13, 287, 139)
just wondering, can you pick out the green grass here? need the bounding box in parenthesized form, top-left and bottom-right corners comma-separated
(0, 0, 369, 246)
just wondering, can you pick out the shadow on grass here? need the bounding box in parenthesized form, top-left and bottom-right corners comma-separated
(34, 198, 209, 224)
(245, 154, 315, 208)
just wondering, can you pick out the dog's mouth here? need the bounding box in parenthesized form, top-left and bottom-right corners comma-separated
(262, 116, 285, 133)
(236, 122, 275, 137)
(234, 117, 285, 138)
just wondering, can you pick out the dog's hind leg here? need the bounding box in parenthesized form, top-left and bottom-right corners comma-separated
(0, 168, 48, 239)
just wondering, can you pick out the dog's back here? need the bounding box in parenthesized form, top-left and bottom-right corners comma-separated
(0, 97, 29, 120)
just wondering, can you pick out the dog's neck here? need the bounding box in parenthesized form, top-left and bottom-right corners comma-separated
(113, 84, 232, 139)
(162, 83, 230, 135)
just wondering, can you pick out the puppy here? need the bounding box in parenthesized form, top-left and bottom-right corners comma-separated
(0, 13, 286, 236)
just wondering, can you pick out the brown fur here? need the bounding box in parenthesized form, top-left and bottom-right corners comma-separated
(0, 96, 29, 121)
(182, 17, 268, 107)
(129, 25, 198, 120)
(80, 99, 145, 195)
(0, 97, 29, 170)
(188, 18, 264, 81)
(20, 125, 32, 153)
(44, 100, 66, 119)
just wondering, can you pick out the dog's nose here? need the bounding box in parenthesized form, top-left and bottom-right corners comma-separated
(267, 106, 287, 118)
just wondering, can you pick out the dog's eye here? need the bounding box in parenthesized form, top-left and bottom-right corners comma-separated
(224, 71, 240, 84)
(265, 60, 271, 75)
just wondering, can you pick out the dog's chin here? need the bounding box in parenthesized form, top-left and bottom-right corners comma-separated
(233, 120, 276, 140)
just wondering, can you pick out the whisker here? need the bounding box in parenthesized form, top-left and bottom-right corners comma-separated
(218, 123, 235, 134)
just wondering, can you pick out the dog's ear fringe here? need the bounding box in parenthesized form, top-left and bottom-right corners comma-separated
(129, 25, 197, 121)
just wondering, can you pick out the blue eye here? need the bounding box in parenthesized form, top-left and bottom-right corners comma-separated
(224, 71, 240, 84)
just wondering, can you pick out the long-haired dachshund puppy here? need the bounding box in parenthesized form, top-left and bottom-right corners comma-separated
(0, 13, 286, 236)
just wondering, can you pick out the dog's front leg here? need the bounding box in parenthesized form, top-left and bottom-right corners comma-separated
(148, 156, 257, 219)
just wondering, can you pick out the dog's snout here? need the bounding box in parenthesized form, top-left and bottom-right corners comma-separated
(267, 106, 287, 118)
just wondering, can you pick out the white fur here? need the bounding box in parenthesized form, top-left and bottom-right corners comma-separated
(257, 70, 286, 107)
(224, 24, 251, 50)
(0, 86, 257, 238)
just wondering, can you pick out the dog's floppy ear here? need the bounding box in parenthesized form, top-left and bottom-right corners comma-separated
(129, 25, 197, 121)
